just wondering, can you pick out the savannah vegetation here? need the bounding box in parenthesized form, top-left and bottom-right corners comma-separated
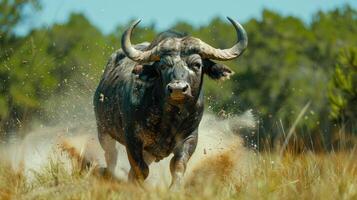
(0, 0, 356, 199)
(0, 149, 356, 199)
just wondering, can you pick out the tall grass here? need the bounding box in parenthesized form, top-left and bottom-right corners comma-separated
(0, 147, 356, 199)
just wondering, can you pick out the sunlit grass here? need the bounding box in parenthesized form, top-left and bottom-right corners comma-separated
(1, 149, 356, 200)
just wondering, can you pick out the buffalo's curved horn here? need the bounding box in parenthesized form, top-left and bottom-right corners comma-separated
(121, 19, 160, 62)
(198, 17, 248, 60)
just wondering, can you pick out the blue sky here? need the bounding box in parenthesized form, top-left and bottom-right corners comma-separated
(18, 0, 357, 35)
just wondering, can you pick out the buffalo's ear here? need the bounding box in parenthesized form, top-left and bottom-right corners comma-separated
(133, 64, 158, 81)
(203, 59, 234, 80)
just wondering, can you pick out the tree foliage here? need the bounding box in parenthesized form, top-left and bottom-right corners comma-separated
(328, 47, 357, 133)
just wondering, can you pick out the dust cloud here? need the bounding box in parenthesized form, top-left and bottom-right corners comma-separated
(0, 106, 256, 186)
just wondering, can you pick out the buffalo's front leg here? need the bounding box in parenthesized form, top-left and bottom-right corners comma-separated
(170, 131, 198, 190)
(125, 129, 149, 183)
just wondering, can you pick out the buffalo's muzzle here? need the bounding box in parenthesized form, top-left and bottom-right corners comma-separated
(167, 81, 191, 102)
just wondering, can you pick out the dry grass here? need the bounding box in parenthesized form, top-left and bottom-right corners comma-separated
(0, 145, 356, 200)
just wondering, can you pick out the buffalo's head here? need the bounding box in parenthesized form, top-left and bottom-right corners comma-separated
(121, 17, 248, 105)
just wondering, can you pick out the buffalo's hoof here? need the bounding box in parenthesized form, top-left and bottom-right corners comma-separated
(97, 167, 116, 180)
(169, 183, 184, 192)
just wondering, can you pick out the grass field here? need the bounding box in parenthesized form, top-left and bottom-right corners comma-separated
(0, 145, 356, 200)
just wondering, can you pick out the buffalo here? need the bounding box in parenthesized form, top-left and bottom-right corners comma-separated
(93, 17, 248, 189)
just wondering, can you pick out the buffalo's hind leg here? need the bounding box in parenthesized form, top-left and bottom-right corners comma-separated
(98, 132, 118, 178)
(170, 131, 198, 190)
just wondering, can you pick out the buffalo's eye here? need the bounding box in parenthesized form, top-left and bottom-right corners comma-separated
(191, 62, 202, 70)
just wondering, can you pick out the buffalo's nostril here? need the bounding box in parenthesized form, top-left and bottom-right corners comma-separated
(182, 85, 188, 92)
(168, 86, 173, 93)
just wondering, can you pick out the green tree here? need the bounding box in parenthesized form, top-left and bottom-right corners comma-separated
(0, 0, 40, 42)
(0, 12, 114, 135)
(328, 47, 357, 133)
(0, 0, 40, 134)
